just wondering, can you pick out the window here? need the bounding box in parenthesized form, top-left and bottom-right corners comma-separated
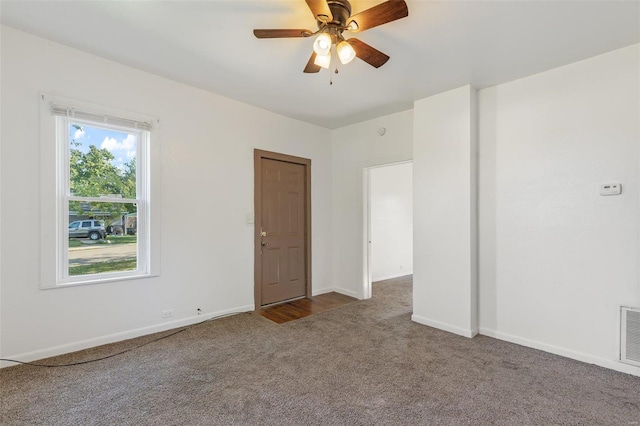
(39, 93, 160, 287)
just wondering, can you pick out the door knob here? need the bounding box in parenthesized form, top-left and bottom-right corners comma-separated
(261, 241, 268, 247)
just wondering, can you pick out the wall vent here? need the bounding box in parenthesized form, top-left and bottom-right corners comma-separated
(621, 306, 640, 367)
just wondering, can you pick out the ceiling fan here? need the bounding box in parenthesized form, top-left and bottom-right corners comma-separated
(253, 0, 409, 73)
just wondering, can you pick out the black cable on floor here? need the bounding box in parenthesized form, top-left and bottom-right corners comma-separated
(0, 311, 244, 368)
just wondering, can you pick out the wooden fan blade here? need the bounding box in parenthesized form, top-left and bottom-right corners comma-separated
(253, 29, 311, 38)
(304, 52, 321, 73)
(347, 0, 408, 32)
(305, 0, 333, 22)
(347, 38, 390, 68)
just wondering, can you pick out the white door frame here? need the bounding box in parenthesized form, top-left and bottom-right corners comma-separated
(362, 160, 413, 300)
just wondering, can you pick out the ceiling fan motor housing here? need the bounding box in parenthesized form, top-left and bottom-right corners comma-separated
(320, 0, 352, 27)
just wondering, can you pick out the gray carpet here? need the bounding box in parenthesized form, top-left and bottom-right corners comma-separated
(1, 276, 639, 425)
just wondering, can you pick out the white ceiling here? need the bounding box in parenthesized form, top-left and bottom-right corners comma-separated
(1, 0, 639, 129)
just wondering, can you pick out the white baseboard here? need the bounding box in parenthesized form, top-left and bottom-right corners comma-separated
(0, 304, 254, 369)
(312, 287, 333, 296)
(312, 286, 360, 299)
(479, 327, 640, 377)
(411, 314, 478, 338)
(372, 272, 413, 282)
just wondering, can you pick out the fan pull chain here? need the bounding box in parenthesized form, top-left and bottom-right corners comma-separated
(330, 67, 339, 85)
(330, 49, 339, 86)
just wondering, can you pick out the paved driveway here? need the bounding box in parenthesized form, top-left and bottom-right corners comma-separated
(69, 243, 136, 266)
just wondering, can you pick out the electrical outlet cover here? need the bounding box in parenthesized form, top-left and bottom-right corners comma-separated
(599, 183, 621, 196)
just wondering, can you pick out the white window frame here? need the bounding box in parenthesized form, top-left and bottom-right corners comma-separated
(39, 93, 161, 288)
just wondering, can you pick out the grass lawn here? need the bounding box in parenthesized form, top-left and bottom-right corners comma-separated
(69, 259, 137, 276)
(105, 235, 137, 245)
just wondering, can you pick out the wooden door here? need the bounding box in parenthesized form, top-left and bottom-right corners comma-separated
(254, 151, 311, 307)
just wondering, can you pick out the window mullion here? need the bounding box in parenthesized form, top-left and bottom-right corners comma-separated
(68, 196, 141, 204)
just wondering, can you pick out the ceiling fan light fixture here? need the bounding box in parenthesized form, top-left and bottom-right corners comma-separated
(337, 40, 356, 64)
(313, 32, 332, 55)
(253, 0, 409, 74)
(314, 52, 331, 69)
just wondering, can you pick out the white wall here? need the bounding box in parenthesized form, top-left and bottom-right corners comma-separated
(2, 24, 639, 378)
(412, 85, 478, 338)
(0, 25, 3, 360)
(370, 163, 413, 281)
(0, 26, 333, 363)
(478, 44, 640, 375)
(331, 111, 413, 298)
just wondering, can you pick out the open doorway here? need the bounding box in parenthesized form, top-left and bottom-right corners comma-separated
(363, 161, 413, 299)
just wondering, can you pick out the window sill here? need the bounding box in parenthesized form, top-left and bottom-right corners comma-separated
(41, 272, 159, 290)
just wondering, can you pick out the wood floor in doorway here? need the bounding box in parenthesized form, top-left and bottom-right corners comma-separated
(259, 292, 358, 324)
